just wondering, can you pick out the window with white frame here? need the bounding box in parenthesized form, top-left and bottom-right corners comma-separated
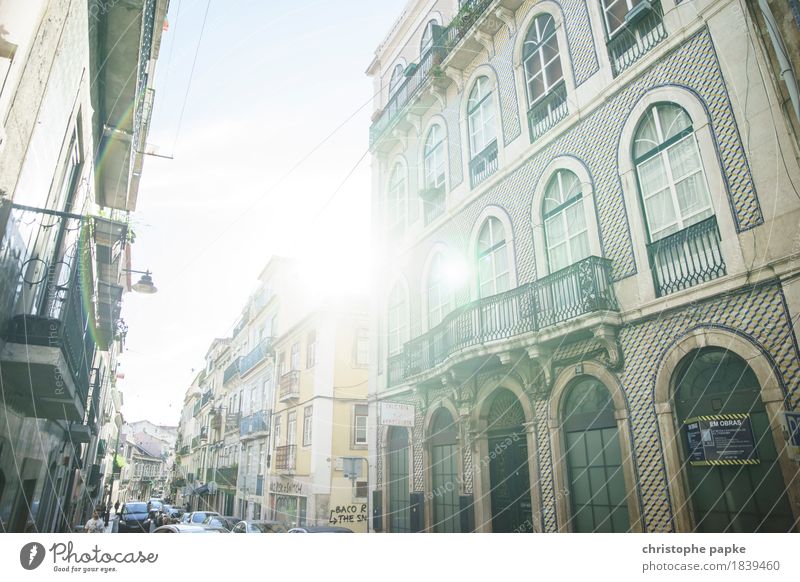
(273, 414, 282, 448)
(477, 217, 510, 297)
(287, 411, 297, 446)
(306, 330, 316, 368)
(354, 405, 368, 446)
(633, 103, 712, 242)
(387, 283, 409, 355)
(523, 14, 563, 107)
(389, 63, 405, 96)
(355, 328, 369, 366)
(387, 162, 407, 234)
(420, 19, 438, 55)
(302, 406, 313, 446)
(290, 342, 300, 371)
(423, 125, 446, 190)
(427, 253, 451, 328)
(468, 76, 496, 159)
(543, 169, 590, 272)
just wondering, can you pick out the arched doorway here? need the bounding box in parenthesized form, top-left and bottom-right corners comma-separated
(562, 376, 630, 532)
(486, 389, 533, 532)
(674, 348, 795, 532)
(429, 409, 459, 532)
(386, 427, 410, 532)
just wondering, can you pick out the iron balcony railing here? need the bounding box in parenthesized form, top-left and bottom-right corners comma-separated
(279, 371, 300, 401)
(469, 139, 498, 188)
(275, 445, 297, 471)
(201, 390, 212, 406)
(369, 0, 494, 148)
(179, 445, 190, 455)
(240, 410, 270, 437)
(421, 184, 446, 225)
(240, 337, 274, 377)
(223, 358, 242, 385)
(646, 216, 726, 298)
(389, 256, 617, 385)
(528, 81, 568, 143)
(607, 2, 667, 76)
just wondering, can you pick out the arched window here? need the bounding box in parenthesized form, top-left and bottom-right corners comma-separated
(387, 427, 410, 532)
(389, 64, 405, 96)
(426, 253, 451, 328)
(562, 377, 630, 532)
(543, 170, 589, 272)
(633, 103, 713, 241)
(420, 19, 437, 55)
(422, 125, 446, 224)
(387, 283, 408, 355)
(467, 76, 498, 187)
(387, 163, 407, 234)
(429, 409, 459, 533)
(477, 217, 510, 297)
(523, 14, 566, 140)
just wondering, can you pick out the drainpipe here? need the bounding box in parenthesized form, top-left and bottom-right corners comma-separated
(757, 0, 800, 124)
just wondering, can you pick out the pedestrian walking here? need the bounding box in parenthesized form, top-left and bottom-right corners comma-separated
(104, 501, 111, 526)
(84, 512, 104, 533)
(114, 500, 120, 515)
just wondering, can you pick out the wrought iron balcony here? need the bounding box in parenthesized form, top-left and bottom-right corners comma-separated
(240, 410, 270, 439)
(279, 371, 300, 401)
(646, 216, 726, 298)
(469, 139, 498, 188)
(275, 445, 297, 472)
(441, 0, 495, 52)
(200, 390, 212, 406)
(179, 445, 190, 456)
(607, 1, 666, 76)
(223, 357, 242, 385)
(528, 82, 568, 143)
(0, 211, 97, 422)
(389, 256, 617, 386)
(240, 337, 274, 377)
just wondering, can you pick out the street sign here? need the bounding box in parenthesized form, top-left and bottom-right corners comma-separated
(781, 411, 800, 461)
(380, 402, 414, 427)
(683, 414, 759, 466)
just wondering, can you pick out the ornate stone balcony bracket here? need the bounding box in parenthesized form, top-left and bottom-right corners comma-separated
(593, 324, 621, 369)
(494, 7, 516, 34)
(474, 30, 495, 58)
(444, 66, 464, 92)
(526, 345, 553, 388)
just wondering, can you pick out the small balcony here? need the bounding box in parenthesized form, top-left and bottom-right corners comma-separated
(528, 82, 568, 143)
(275, 445, 297, 472)
(200, 390, 212, 407)
(389, 256, 618, 386)
(179, 445, 190, 456)
(223, 358, 242, 385)
(607, 0, 667, 76)
(0, 264, 97, 422)
(647, 216, 726, 298)
(240, 410, 270, 440)
(240, 338, 274, 377)
(469, 139, 498, 188)
(421, 184, 446, 225)
(278, 371, 300, 401)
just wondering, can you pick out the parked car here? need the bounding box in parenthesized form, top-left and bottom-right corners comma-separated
(230, 520, 287, 533)
(179, 513, 192, 524)
(117, 502, 150, 533)
(202, 515, 239, 532)
(287, 526, 353, 533)
(187, 511, 219, 525)
(153, 524, 227, 533)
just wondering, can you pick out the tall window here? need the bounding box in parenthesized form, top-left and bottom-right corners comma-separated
(467, 77, 498, 187)
(387, 427, 410, 532)
(543, 170, 590, 272)
(287, 411, 296, 446)
(273, 415, 282, 448)
(389, 63, 404, 96)
(354, 405, 368, 446)
(290, 342, 301, 371)
(387, 283, 409, 355)
(523, 14, 564, 108)
(468, 77, 496, 158)
(302, 406, 313, 447)
(601, 0, 666, 75)
(427, 253, 451, 328)
(477, 217, 510, 297)
(423, 125, 446, 190)
(387, 162, 407, 234)
(420, 19, 437, 55)
(633, 103, 712, 241)
(306, 331, 316, 368)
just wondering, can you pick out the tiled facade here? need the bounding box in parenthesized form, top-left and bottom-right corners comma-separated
(368, 0, 800, 533)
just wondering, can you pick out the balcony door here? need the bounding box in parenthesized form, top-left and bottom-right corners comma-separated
(429, 409, 459, 532)
(387, 427, 410, 532)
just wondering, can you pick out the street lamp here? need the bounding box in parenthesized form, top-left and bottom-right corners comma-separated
(123, 269, 158, 294)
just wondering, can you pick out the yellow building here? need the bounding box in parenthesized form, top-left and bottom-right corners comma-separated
(268, 300, 370, 531)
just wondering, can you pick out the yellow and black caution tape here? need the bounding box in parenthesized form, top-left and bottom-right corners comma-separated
(684, 413, 750, 424)
(690, 459, 760, 467)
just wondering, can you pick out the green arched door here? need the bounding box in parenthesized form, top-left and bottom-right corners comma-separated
(387, 427, 410, 532)
(429, 409, 459, 532)
(675, 349, 795, 532)
(563, 377, 630, 532)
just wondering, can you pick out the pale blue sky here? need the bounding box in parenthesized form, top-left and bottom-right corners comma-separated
(119, 0, 405, 424)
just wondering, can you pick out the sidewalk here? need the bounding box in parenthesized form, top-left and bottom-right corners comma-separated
(104, 512, 119, 533)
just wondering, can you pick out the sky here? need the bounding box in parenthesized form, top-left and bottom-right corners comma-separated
(118, 0, 406, 425)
